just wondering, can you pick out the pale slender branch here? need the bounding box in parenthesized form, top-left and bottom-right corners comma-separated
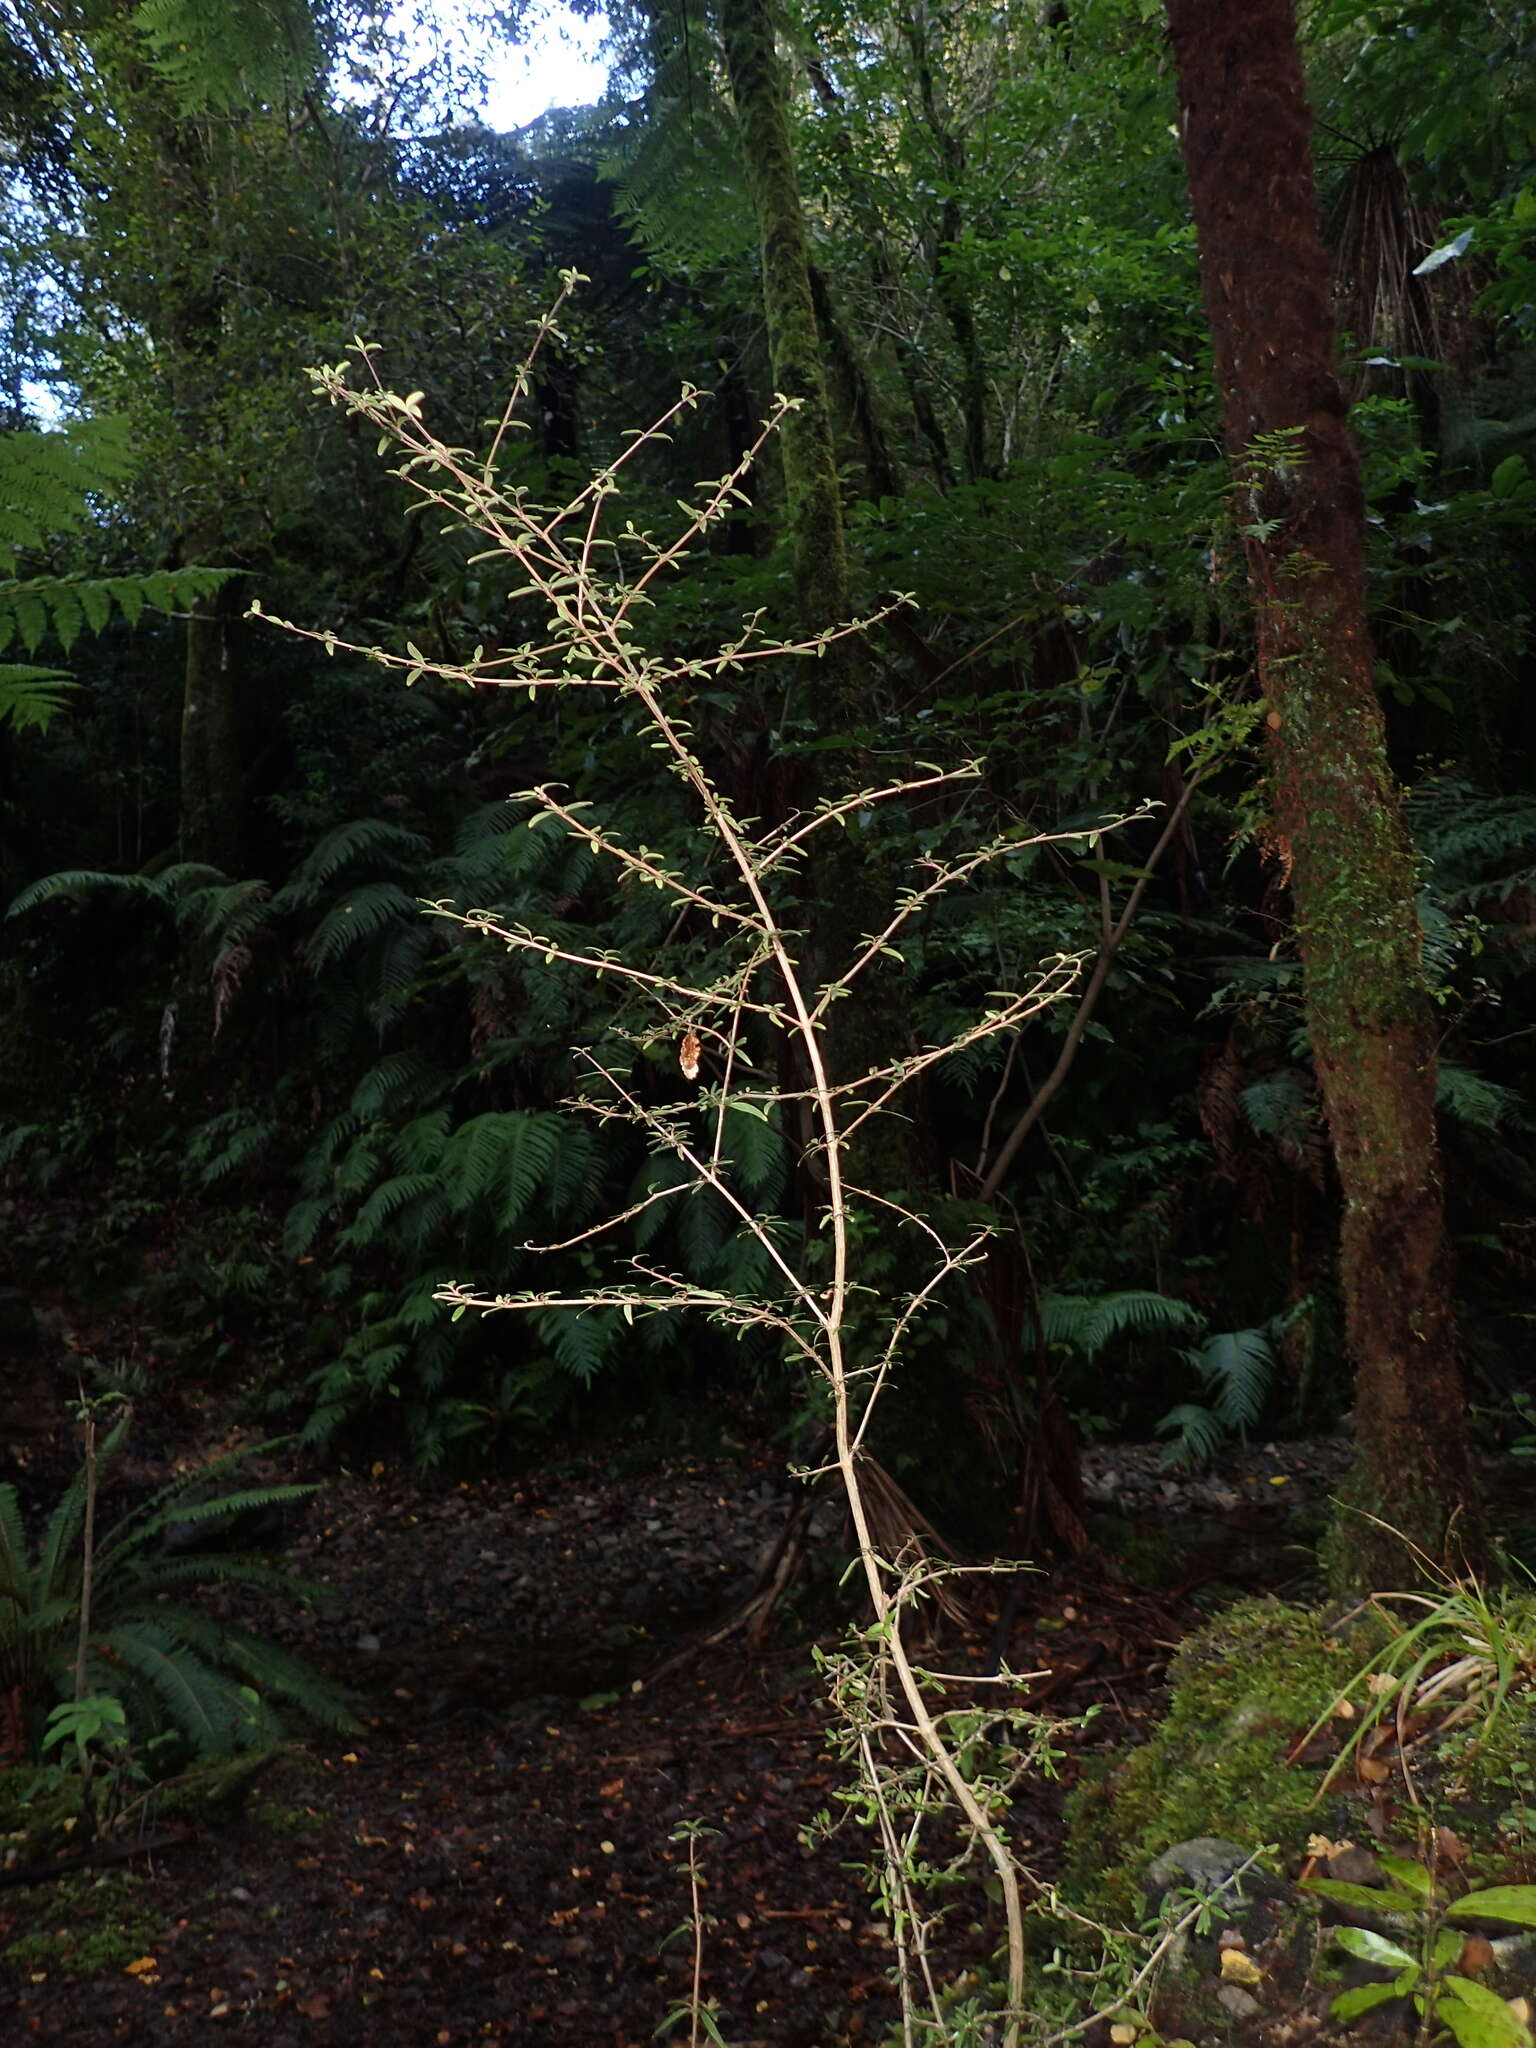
(758, 764, 980, 873)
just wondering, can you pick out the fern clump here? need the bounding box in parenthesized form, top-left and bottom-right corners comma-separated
(0, 1421, 355, 1764)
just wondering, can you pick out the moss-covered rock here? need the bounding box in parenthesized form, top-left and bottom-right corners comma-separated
(1063, 1599, 1380, 1924)
(1064, 1592, 1536, 1935)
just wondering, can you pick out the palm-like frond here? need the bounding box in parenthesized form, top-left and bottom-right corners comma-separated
(1188, 1325, 1277, 1431)
(1037, 1289, 1206, 1357)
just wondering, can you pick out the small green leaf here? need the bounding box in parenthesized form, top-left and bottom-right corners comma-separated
(1305, 1877, 1414, 1914)
(1439, 1974, 1534, 2048)
(1331, 1927, 1417, 1970)
(1449, 1887, 1536, 1930)
(1332, 1979, 1409, 2021)
(1376, 1851, 1433, 1898)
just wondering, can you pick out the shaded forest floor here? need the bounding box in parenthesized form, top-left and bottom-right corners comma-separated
(0, 1410, 1357, 2048)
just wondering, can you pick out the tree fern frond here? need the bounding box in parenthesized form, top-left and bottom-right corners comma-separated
(129, 0, 324, 113)
(0, 417, 133, 571)
(545, 1120, 600, 1222)
(1239, 1068, 1318, 1171)
(1437, 1060, 1535, 1133)
(440, 1110, 563, 1229)
(719, 1100, 785, 1202)
(1189, 1326, 1276, 1431)
(1410, 778, 1536, 889)
(284, 1197, 331, 1259)
(532, 1305, 620, 1385)
(678, 1183, 730, 1275)
(0, 665, 75, 733)
(189, 877, 272, 948)
(0, 566, 236, 658)
(350, 1052, 442, 1123)
(6, 868, 161, 917)
(277, 818, 431, 907)
(600, 25, 757, 281)
(340, 1173, 445, 1248)
(332, 1135, 382, 1198)
(1155, 1402, 1227, 1467)
(1037, 1289, 1205, 1357)
(188, 1113, 276, 1184)
(304, 881, 419, 969)
(390, 1106, 453, 1171)
(631, 1153, 692, 1248)
(368, 922, 435, 1023)
(452, 799, 518, 852)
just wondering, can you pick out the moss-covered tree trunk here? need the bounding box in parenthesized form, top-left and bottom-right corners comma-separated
(717, 0, 852, 663)
(1165, 0, 1480, 1585)
(716, 0, 904, 1163)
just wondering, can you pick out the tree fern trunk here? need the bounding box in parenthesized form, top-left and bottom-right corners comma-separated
(1165, 0, 1481, 1586)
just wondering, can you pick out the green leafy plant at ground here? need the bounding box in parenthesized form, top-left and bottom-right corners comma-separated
(0, 1415, 355, 1768)
(0, 1873, 162, 1977)
(1305, 1849, 1536, 2045)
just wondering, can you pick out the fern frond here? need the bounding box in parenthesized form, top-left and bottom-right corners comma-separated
(601, 19, 757, 282)
(1155, 1402, 1227, 1467)
(99, 1482, 316, 1570)
(340, 1173, 445, 1248)
(189, 877, 272, 948)
(95, 1621, 240, 1754)
(1239, 1068, 1318, 1171)
(368, 922, 435, 1023)
(278, 818, 431, 906)
(1410, 779, 1536, 895)
(0, 1485, 32, 1608)
(0, 665, 75, 733)
(1437, 1060, 1535, 1133)
(531, 1305, 620, 1385)
(128, 0, 324, 113)
(35, 1414, 130, 1599)
(1189, 1326, 1276, 1431)
(351, 1052, 443, 1123)
(304, 881, 419, 969)
(189, 1115, 276, 1184)
(719, 1100, 785, 1202)
(283, 1197, 331, 1258)
(1037, 1289, 1205, 1357)
(390, 1106, 453, 1171)
(191, 1625, 357, 1733)
(678, 1183, 730, 1275)
(0, 566, 236, 657)
(6, 868, 160, 917)
(440, 1110, 563, 1230)
(0, 417, 133, 570)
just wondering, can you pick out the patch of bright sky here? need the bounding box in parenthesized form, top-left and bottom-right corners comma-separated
(473, 3, 610, 129)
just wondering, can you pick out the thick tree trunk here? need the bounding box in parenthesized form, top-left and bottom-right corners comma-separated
(1165, 0, 1480, 1586)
